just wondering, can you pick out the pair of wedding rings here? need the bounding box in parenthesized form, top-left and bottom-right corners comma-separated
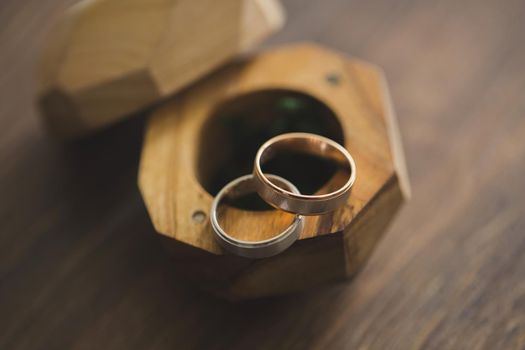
(211, 132, 356, 258)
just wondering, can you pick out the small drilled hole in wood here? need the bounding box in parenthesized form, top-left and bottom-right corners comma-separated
(325, 72, 342, 86)
(192, 210, 206, 223)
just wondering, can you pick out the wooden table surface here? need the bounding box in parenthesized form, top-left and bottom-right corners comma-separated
(1, 0, 525, 349)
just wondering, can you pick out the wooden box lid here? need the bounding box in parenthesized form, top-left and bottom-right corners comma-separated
(36, 0, 284, 139)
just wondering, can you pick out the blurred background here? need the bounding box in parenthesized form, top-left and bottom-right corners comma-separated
(1, 0, 524, 349)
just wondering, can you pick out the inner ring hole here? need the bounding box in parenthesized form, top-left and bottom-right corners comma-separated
(197, 89, 345, 210)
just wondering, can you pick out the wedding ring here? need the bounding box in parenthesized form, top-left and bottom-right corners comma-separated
(211, 174, 304, 258)
(253, 132, 356, 215)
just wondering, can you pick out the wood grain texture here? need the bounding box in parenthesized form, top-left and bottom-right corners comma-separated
(139, 43, 405, 248)
(37, 0, 284, 139)
(138, 43, 407, 298)
(1, 0, 525, 348)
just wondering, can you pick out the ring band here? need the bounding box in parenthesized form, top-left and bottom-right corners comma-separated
(253, 132, 356, 215)
(211, 174, 304, 258)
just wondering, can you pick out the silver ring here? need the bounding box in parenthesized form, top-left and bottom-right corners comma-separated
(210, 174, 304, 258)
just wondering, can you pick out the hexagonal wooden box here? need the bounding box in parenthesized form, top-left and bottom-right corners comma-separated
(138, 43, 410, 300)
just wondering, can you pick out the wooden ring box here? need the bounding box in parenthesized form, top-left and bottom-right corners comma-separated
(37, 0, 410, 300)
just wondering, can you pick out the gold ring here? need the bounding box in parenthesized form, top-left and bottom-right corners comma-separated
(253, 132, 356, 215)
